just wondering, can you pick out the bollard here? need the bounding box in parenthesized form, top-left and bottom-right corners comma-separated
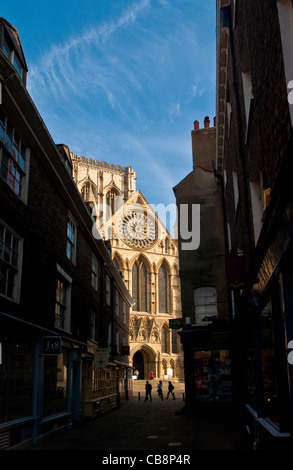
(138, 391, 140, 400)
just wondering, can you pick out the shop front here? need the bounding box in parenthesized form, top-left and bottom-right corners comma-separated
(241, 200, 293, 449)
(194, 349, 232, 402)
(0, 314, 83, 449)
(179, 318, 231, 408)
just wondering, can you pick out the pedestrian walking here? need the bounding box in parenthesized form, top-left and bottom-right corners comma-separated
(144, 381, 152, 401)
(150, 371, 154, 380)
(157, 380, 163, 400)
(167, 381, 175, 400)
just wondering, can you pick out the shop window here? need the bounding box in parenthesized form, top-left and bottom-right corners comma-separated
(43, 351, 68, 417)
(194, 350, 232, 401)
(0, 336, 34, 422)
(259, 302, 279, 427)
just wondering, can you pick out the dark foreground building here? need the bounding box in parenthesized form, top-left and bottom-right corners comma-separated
(0, 18, 132, 449)
(173, 117, 230, 407)
(216, 0, 293, 449)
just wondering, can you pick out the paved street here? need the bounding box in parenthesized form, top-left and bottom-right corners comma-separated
(18, 390, 252, 453)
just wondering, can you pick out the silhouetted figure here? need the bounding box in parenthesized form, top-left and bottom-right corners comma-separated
(145, 381, 152, 401)
(157, 380, 163, 400)
(167, 381, 175, 400)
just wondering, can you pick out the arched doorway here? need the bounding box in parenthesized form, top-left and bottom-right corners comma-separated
(133, 351, 144, 380)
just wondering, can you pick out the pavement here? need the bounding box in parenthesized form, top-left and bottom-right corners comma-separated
(16, 386, 253, 456)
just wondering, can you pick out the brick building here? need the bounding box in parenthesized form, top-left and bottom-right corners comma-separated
(173, 117, 230, 407)
(216, 0, 293, 449)
(0, 18, 132, 449)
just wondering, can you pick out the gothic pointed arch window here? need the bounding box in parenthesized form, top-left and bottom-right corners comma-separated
(106, 188, 120, 220)
(132, 257, 148, 312)
(161, 324, 169, 353)
(158, 263, 168, 313)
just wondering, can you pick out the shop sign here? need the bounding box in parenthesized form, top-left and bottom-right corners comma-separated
(94, 348, 109, 370)
(42, 336, 61, 355)
(169, 318, 183, 329)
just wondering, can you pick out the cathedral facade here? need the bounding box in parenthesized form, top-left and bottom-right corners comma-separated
(71, 153, 184, 381)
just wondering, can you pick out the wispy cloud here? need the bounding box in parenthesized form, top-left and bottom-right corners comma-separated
(24, 0, 216, 208)
(28, 0, 151, 99)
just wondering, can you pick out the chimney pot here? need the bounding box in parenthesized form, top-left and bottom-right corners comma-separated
(194, 120, 200, 130)
(204, 116, 210, 128)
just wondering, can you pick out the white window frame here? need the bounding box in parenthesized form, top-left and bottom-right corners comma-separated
(0, 220, 23, 303)
(232, 171, 239, 215)
(66, 213, 77, 264)
(55, 264, 72, 332)
(123, 301, 127, 324)
(91, 254, 98, 290)
(242, 70, 254, 138)
(106, 274, 111, 305)
(115, 289, 119, 316)
(194, 287, 218, 325)
(0, 109, 30, 204)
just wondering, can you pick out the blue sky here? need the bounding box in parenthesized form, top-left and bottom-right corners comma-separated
(2, 0, 216, 207)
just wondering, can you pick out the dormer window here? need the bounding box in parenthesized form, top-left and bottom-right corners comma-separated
(1, 22, 27, 86)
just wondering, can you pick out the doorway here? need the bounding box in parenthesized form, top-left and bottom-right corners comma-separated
(133, 351, 144, 380)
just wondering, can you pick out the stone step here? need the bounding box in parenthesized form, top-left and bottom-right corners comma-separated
(132, 378, 185, 392)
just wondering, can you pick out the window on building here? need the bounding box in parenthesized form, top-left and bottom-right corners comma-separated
(250, 177, 264, 245)
(66, 215, 76, 263)
(172, 330, 178, 354)
(232, 171, 239, 214)
(106, 188, 120, 220)
(55, 266, 72, 331)
(194, 287, 218, 325)
(0, 221, 22, 302)
(161, 325, 169, 354)
(277, 0, 293, 124)
(0, 109, 28, 201)
(92, 255, 99, 290)
(123, 301, 127, 323)
(159, 264, 168, 313)
(115, 290, 119, 316)
(132, 258, 148, 312)
(43, 351, 68, 417)
(2, 36, 26, 84)
(90, 308, 96, 341)
(0, 336, 34, 423)
(106, 275, 111, 305)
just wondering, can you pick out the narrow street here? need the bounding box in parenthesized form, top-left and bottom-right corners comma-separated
(18, 387, 252, 453)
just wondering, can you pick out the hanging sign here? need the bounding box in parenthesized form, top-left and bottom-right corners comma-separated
(94, 348, 109, 370)
(169, 318, 183, 329)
